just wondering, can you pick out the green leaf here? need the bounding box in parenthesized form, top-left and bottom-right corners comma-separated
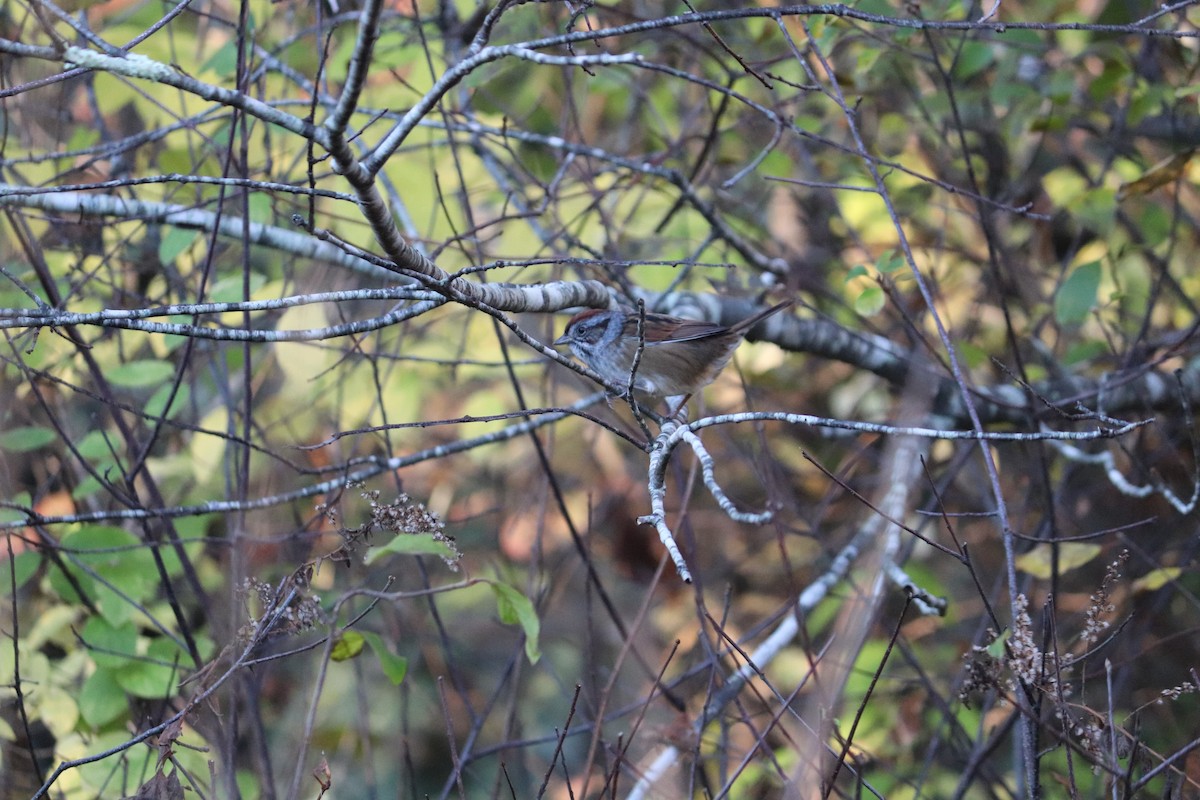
(875, 249, 905, 274)
(79, 668, 128, 728)
(1063, 339, 1109, 366)
(360, 631, 408, 685)
(489, 582, 541, 664)
(1077, 187, 1116, 231)
(845, 264, 869, 281)
(68, 125, 100, 151)
(1054, 261, 1101, 326)
(364, 533, 458, 564)
(1137, 203, 1172, 248)
(106, 359, 175, 389)
(0, 492, 29, 524)
(247, 193, 273, 224)
(985, 629, 1011, 659)
(144, 383, 189, 420)
(1042, 166, 1087, 207)
(951, 41, 995, 81)
(210, 273, 266, 303)
(158, 516, 208, 579)
(0, 426, 57, 453)
(956, 342, 987, 369)
(76, 429, 115, 460)
(81, 617, 138, 669)
(158, 228, 199, 265)
(202, 39, 239, 78)
(48, 554, 95, 606)
(758, 147, 794, 177)
(114, 638, 184, 698)
(53, 526, 158, 626)
(331, 630, 365, 662)
(854, 285, 886, 316)
(0, 551, 41, 593)
(72, 471, 113, 503)
(80, 732, 154, 791)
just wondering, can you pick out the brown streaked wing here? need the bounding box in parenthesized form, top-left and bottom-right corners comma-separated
(623, 313, 729, 345)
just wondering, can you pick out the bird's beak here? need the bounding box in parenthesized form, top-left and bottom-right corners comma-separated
(553, 334, 569, 346)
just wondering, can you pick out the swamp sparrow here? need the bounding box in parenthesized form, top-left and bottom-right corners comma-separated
(554, 299, 793, 402)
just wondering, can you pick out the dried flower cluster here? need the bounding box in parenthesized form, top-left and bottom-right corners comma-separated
(1071, 717, 1107, 769)
(361, 488, 461, 568)
(959, 594, 1070, 705)
(1005, 593, 1068, 698)
(365, 489, 443, 536)
(1079, 550, 1128, 647)
(1158, 681, 1197, 702)
(1069, 714, 1139, 774)
(239, 576, 323, 640)
(959, 645, 1004, 706)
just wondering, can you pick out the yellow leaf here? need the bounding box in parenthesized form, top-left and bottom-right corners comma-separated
(1117, 150, 1195, 199)
(1132, 567, 1181, 593)
(331, 631, 365, 662)
(1015, 543, 1101, 579)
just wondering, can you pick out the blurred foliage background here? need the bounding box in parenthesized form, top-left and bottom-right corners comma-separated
(2, 0, 1200, 797)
